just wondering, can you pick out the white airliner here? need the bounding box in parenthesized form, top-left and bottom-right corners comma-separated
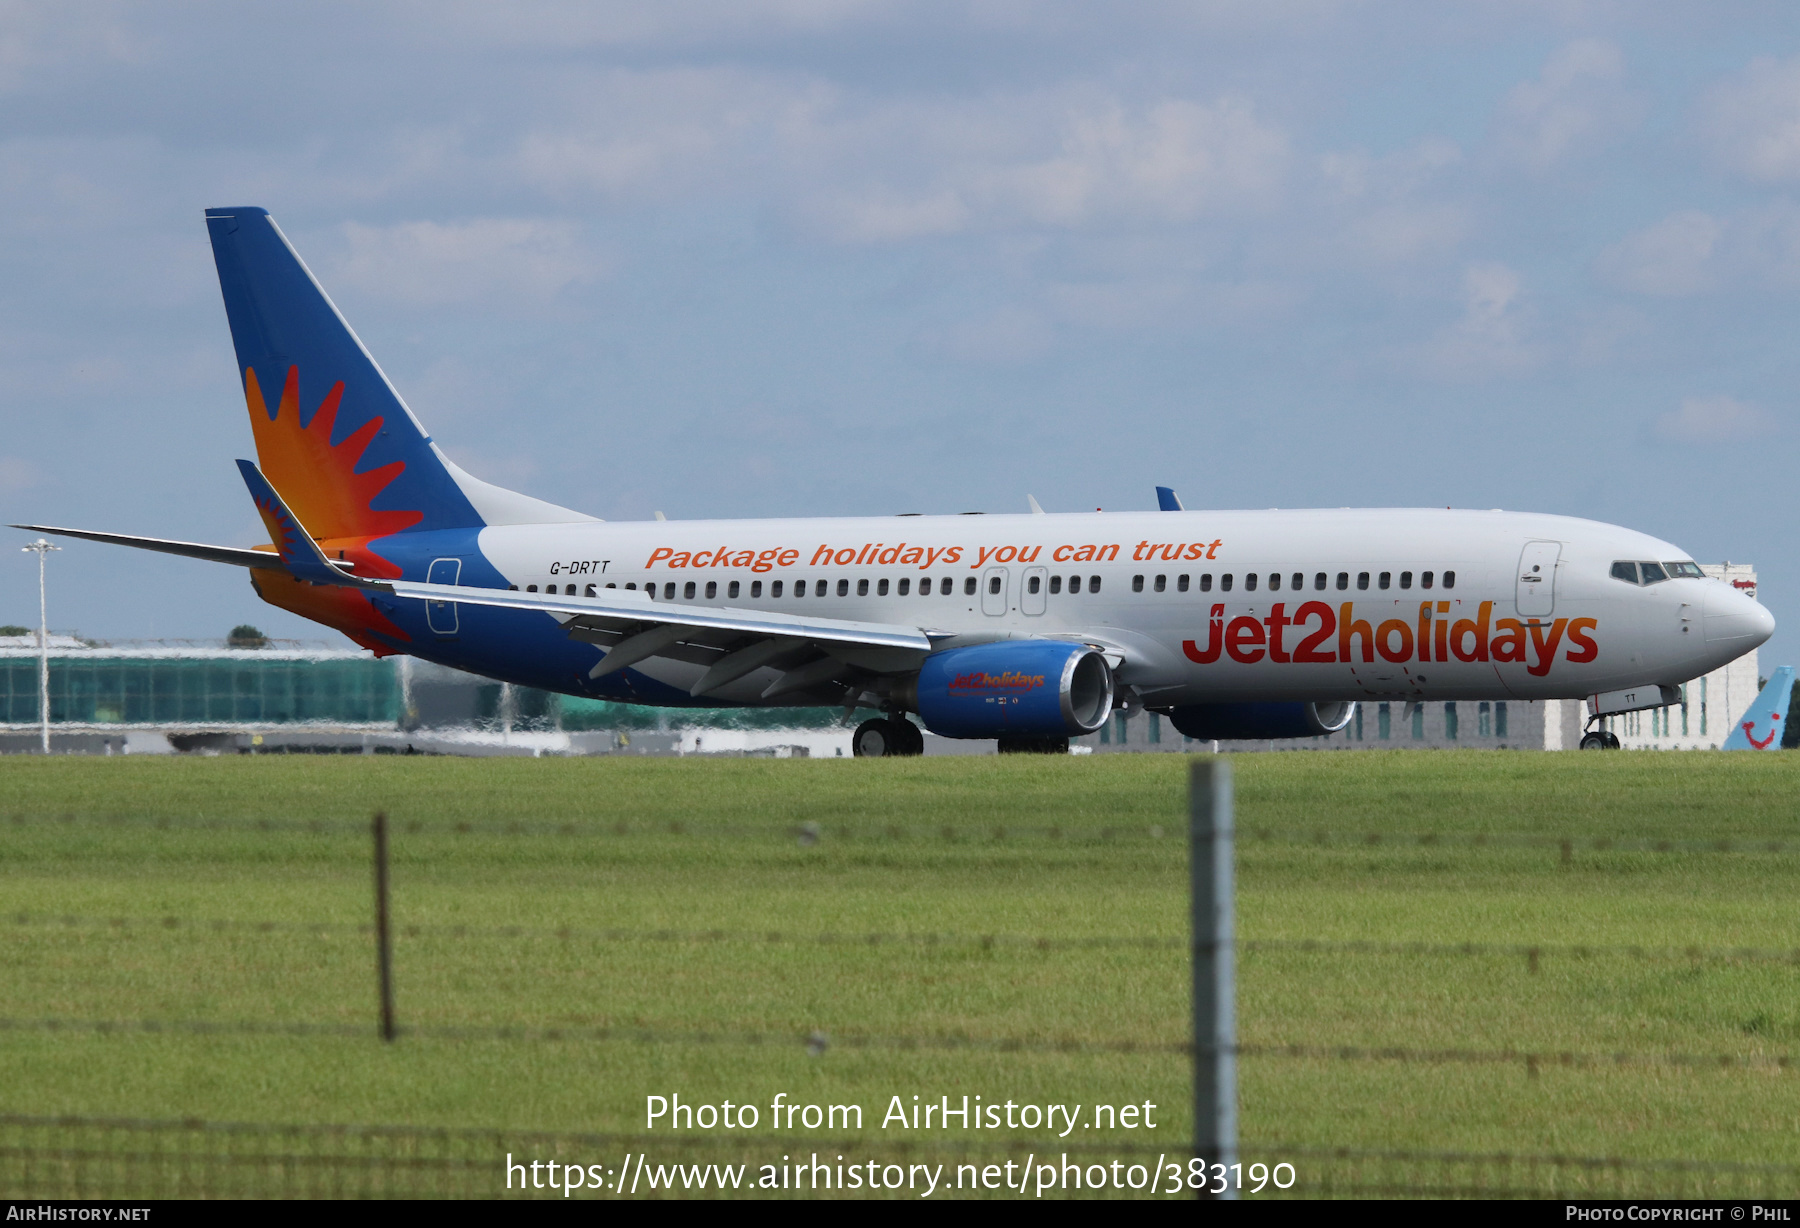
(13, 208, 1776, 755)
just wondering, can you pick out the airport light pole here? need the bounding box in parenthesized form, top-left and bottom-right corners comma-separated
(21, 538, 59, 754)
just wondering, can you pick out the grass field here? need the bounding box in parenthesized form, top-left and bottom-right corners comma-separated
(1, 751, 1796, 1198)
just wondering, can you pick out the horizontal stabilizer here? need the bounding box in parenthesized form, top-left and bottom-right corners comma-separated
(8, 523, 289, 572)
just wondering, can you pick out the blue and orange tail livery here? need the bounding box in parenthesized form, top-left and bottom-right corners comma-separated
(1722, 665, 1793, 750)
(205, 208, 483, 545)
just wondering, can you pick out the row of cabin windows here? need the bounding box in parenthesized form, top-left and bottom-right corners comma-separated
(510, 575, 1107, 599)
(1129, 570, 1456, 594)
(505, 569, 1460, 601)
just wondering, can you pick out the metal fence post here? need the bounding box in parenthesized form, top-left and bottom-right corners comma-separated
(1190, 757, 1238, 1199)
(373, 811, 396, 1042)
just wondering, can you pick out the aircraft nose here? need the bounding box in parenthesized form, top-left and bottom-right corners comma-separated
(1703, 583, 1775, 648)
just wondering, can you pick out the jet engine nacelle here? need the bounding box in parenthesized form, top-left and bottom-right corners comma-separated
(1165, 701, 1356, 741)
(913, 642, 1114, 740)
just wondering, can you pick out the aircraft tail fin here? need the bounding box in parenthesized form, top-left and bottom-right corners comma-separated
(1721, 665, 1793, 750)
(204, 207, 593, 543)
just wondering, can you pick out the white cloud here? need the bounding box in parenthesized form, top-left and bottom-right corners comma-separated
(1493, 40, 1645, 173)
(1698, 54, 1800, 182)
(1411, 261, 1540, 378)
(1594, 210, 1722, 296)
(328, 218, 602, 306)
(796, 95, 1290, 243)
(1653, 394, 1778, 444)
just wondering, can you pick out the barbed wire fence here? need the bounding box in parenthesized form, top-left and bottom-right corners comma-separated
(3, 777, 1797, 1199)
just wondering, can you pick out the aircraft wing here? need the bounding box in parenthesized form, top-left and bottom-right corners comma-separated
(386, 579, 931, 651)
(9, 524, 289, 572)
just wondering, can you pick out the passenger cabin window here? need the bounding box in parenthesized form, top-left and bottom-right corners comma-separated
(727, 581, 739, 598)
(684, 582, 696, 599)
(1314, 573, 1327, 591)
(1291, 573, 1303, 590)
(857, 579, 869, 596)
(705, 581, 716, 599)
(1221, 574, 1233, 592)
(795, 580, 807, 597)
(877, 578, 889, 596)
(1028, 575, 1040, 594)
(1421, 571, 1434, 589)
(771, 580, 783, 597)
(1268, 573, 1280, 591)
(1379, 572, 1390, 590)
(1357, 572, 1369, 590)
(1133, 575, 1145, 592)
(1177, 574, 1190, 592)
(1336, 572, 1349, 590)
(1089, 576, 1101, 593)
(965, 577, 977, 595)
(585, 584, 597, 597)
(527, 584, 538, 592)
(1200, 574, 1212, 592)
(1050, 576, 1062, 594)
(1070, 576, 1082, 593)
(898, 578, 910, 595)
(1399, 571, 1413, 589)
(751, 581, 762, 597)
(665, 583, 677, 599)
(838, 579, 850, 597)
(564, 584, 575, 596)
(988, 576, 1001, 594)
(1245, 573, 1259, 592)
(1443, 571, 1455, 589)
(1154, 575, 1166, 592)
(625, 583, 636, 591)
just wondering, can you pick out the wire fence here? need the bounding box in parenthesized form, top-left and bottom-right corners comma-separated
(12, 910, 1800, 968)
(3, 1115, 1796, 1200)
(5, 791, 1796, 1198)
(8, 808, 1800, 855)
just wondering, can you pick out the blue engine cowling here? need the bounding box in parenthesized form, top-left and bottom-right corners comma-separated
(914, 642, 1114, 739)
(1165, 701, 1356, 740)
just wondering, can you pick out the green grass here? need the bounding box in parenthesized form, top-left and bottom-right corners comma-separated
(1, 752, 1797, 1198)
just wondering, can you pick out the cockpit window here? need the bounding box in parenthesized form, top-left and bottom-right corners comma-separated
(1613, 559, 1699, 585)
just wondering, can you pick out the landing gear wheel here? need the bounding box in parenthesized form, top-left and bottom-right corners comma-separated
(997, 736, 1072, 755)
(1579, 732, 1607, 750)
(1603, 731, 1621, 749)
(853, 718, 897, 758)
(853, 718, 924, 758)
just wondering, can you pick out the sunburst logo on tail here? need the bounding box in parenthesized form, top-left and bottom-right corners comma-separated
(245, 365, 423, 560)
(243, 364, 423, 652)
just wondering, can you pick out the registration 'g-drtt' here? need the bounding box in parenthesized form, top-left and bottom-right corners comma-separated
(15, 209, 1774, 756)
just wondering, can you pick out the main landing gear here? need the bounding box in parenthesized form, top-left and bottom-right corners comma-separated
(1579, 729, 1622, 750)
(852, 717, 925, 757)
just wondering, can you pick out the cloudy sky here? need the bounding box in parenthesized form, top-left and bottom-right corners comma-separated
(3, 1, 1799, 665)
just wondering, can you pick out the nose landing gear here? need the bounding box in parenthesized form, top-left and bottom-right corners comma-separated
(1579, 723, 1622, 750)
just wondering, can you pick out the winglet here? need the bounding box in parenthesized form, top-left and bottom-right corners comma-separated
(1156, 486, 1184, 511)
(236, 459, 381, 588)
(1027, 494, 1045, 515)
(1722, 664, 1793, 750)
